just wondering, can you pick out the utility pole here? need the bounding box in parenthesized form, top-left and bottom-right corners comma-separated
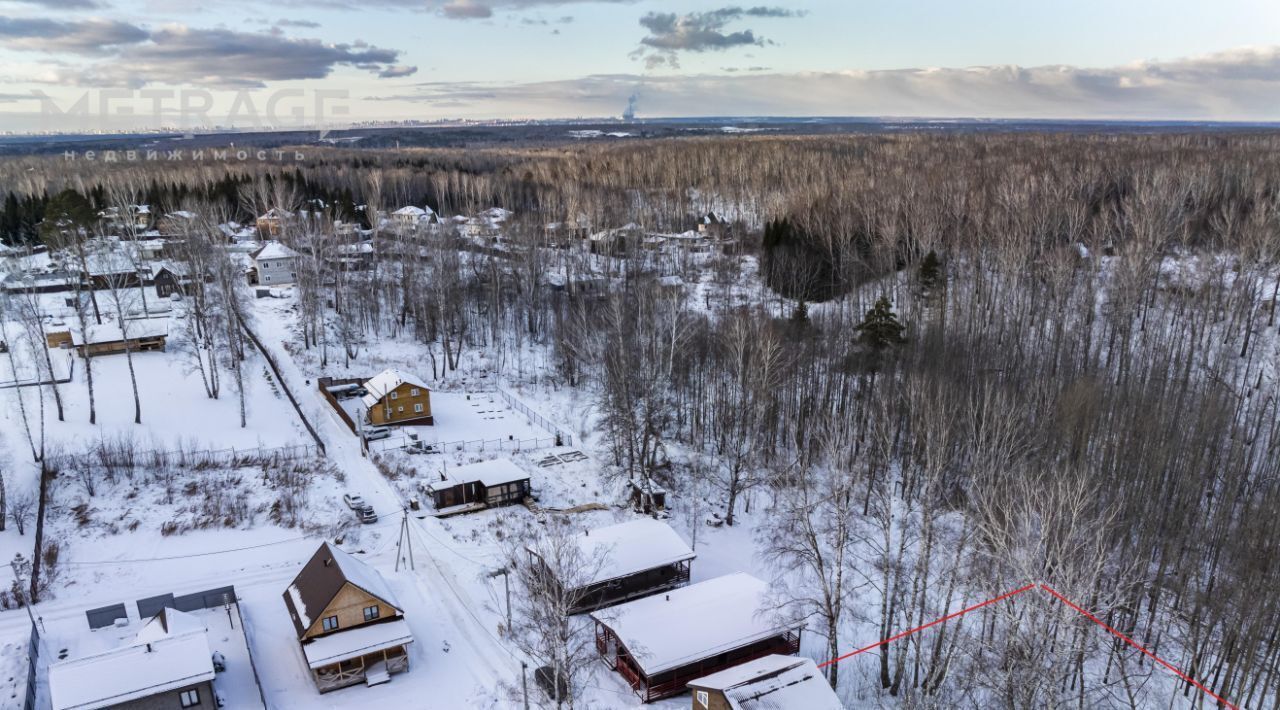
(488, 567, 511, 633)
(521, 660, 529, 710)
(395, 508, 416, 572)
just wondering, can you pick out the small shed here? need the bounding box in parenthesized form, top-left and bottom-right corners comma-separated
(591, 573, 803, 703)
(424, 458, 531, 512)
(686, 655, 842, 710)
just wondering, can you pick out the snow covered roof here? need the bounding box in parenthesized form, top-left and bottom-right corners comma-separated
(690, 655, 842, 710)
(302, 618, 414, 669)
(393, 206, 427, 217)
(252, 241, 300, 261)
(259, 207, 293, 220)
(430, 458, 529, 491)
(567, 519, 695, 588)
(590, 573, 802, 675)
(49, 613, 214, 710)
(134, 608, 206, 644)
(361, 368, 431, 408)
(283, 542, 401, 638)
(70, 321, 168, 346)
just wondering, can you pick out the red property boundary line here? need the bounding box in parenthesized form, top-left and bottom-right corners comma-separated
(820, 582, 1241, 710)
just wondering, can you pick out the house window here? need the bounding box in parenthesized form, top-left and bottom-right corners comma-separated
(397, 406, 404, 413)
(695, 690, 709, 708)
(322, 616, 339, 632)
(410, 388, 419, 397)
(264, 276, 272, 283)
(390, 391, 398, 400)
(414, 403, 424, 413)
(180, 688, 201, 708)
(363, 605, 380, 622)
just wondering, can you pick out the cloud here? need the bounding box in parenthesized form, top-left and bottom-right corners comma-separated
(427, 0, 632, 20)
(441, 0, 492, 18)
(634, 6, 800, 68)
(0, 17, 148, 55)
(276, 19, 322, 28)
(378, 64, 418, 78)
(5, 0, 104, 8)
(365, 46, 1280, 122)
(31, 25, 411, 88)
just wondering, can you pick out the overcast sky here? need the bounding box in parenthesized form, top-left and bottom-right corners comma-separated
(2, 0, 1280, 131)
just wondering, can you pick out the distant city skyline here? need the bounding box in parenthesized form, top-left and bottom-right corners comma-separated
(1, 0, 1279, 132)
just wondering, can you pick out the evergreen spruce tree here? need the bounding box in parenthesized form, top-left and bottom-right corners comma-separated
(919, 249, 942, 290)
(855, 296, 907, 349)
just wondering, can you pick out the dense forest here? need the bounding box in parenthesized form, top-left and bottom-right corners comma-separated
(5, 131, 1279, 707)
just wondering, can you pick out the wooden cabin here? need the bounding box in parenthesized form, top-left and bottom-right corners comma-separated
(283, 542, 414, 693)
(530, 519, 695, 614)
(362, 369, 433, 426)
(424, 458, 531, 513)
(591, 573, 803, 703)
(256, 208, 293, 237)
(69, 321, 168, 357)
(153, 262, 199, 298)
(686, 655, 842, 710)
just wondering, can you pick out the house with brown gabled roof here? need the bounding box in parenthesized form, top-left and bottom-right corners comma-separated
(362, 368, 433, 426)
(283, 542, 415, 693)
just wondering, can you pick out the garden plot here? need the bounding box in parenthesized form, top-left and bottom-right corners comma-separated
(362, 391, 559, 454)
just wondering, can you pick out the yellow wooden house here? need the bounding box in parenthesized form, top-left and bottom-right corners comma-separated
(283, 542, 415, 692)
(362, 369, 433, 426)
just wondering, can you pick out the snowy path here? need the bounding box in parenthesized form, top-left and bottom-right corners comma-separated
(248, 316, 525, 703)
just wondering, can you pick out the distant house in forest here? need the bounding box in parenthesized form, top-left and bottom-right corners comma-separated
(697, 212, 731, 240)
(361, 369, 432, 426)
(283, 542, 414, 693)
(256, 208, 293, 237)
(686, 655, 842, 710)
(591, 573, 803, 703)
(530, 518, 695, 614)
(390, 206, 439, 230)
(250, 241, 300, 286)
(154, 261, 201, 298)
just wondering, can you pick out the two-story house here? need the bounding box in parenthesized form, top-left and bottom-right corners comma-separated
(361, 369, 433, 426)
(250, 241, 300, 286)
(283, 542, 415, 693)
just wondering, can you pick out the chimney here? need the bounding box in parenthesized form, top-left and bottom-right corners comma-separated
(665, 595, 669, 602)
(145, 643, 152, 653)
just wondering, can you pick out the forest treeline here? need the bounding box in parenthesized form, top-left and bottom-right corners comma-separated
(5, 131, 1280, 707)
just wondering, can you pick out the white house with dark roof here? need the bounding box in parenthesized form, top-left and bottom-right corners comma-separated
(48, 608, 216, 710)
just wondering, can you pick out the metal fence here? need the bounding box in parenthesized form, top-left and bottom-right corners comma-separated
(368, 434, 562, 455)
(497, 386, 575, 446)
(49, 442, 319, 472)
